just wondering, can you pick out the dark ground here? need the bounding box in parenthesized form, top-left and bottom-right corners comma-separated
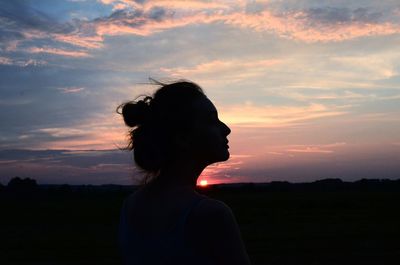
(1, 181, 400, 265)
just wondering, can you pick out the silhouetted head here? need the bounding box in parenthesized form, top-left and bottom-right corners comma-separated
(117, 80, 231, 184)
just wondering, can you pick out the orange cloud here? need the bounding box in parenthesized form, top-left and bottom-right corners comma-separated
(160, 58, 282, 78)
(52, 34, 104, 49)
(219, 102, 348, 128)
(32, 113, 127, 150)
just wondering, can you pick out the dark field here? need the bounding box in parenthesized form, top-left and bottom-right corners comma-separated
(1, 183, 400, 265)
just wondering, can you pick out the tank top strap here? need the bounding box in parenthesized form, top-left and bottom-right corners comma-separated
(175, 195, 206, 234)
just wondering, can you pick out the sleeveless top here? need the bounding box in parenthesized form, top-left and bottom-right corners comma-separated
(118, 194, 216, 265)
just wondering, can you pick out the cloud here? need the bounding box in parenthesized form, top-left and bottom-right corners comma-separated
(36, 128, 88, 138)
(160, 58, 282, 80)
(0, 149, 136, 185)
(92, 3, 400, 42)
(271, 86, 400, 104)
(58, 86, 85, 93)
(286, 142, 347, 154)
(200, 154, 248, 184)
(0, 56, 12, 65)
(305, 7, 383, 24)
(224, 8, 400, 42)
(0, 98, 34, 106)
(0, 56, 47, 67)
(0, 148, 249, 185)
(329, 54, 398, 79)
(92, 7, 218, 36)
(85, 2, 400, 44)
(2, 1, 400, 65)
(52, 33, 104, 49)
(12, 111, 128, 150)
(219, 102, 348, 128)
(0, 1, 78, 50)
(27, 47, 91, 57)
(99, 0, 230, 11)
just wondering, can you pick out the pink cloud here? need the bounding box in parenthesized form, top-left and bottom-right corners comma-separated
(286, 142, 346, 154)
(13, 3, 398, 57)
(5, 40, 19, 52)
(52, 34, 104, 49)
(0, 56, 12, 65)
(5, 2, 400, 60)
(90, 4, 400, 42)
(287, 147, 333, 154)
(199, 156, 247, 184)
(32, 114, 127, 150)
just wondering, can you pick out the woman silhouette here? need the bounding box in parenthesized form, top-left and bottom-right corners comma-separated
(117, 80, 251, 265)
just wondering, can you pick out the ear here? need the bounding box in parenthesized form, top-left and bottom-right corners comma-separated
(173, 132, 194, 151)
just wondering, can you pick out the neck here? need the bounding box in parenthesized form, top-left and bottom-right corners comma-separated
(148, 157, 207, 191)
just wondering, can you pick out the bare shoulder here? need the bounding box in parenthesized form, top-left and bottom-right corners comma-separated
(190, 197, 238, 235)
(189, 196, 251, 265)
(194, 197, 234, 220)
(186, 196, 235, 240)
(199, 197, 231, 210)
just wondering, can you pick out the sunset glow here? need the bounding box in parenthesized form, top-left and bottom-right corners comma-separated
(199, 180, 208, 187)
(0, 1, 399, 185)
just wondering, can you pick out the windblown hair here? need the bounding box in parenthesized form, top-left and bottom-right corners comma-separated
(117, 79, 205, 184)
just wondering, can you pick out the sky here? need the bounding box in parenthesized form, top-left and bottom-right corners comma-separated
(0, 0, 399, 185)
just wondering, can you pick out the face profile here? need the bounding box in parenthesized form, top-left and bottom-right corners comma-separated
(184, 96, 231, 166)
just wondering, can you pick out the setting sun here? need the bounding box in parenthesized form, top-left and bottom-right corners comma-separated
(199, 180, 208, 187)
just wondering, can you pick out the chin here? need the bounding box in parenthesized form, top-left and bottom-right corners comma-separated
(217, 150, 230, 162)
(204, 149, 230, 165)
(223, 150, 230, 160)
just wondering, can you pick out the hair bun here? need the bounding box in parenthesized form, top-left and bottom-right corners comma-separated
(120, 97, 152, 127)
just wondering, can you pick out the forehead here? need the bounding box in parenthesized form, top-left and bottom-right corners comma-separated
(191, 97, 217, 116)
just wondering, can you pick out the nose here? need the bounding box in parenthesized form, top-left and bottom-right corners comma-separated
(220, 121, 231, 136)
